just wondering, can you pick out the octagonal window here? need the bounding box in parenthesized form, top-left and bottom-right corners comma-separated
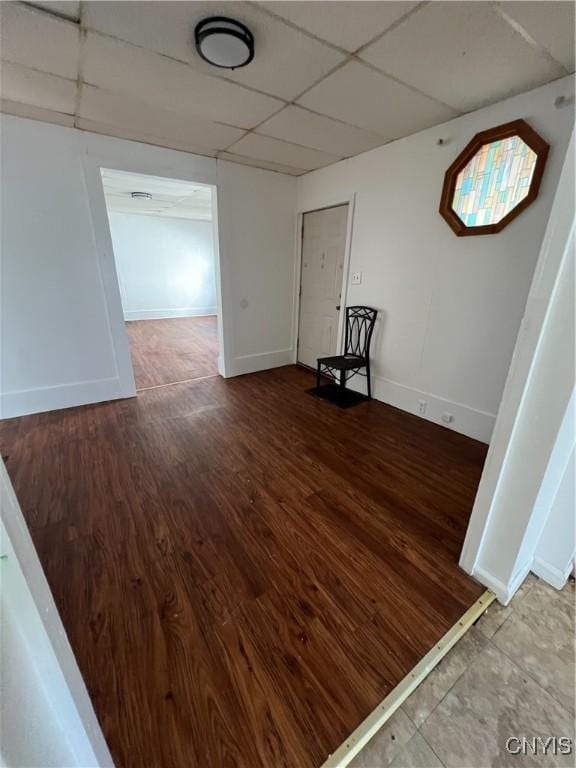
(439, 119, 549, 236)
(453, 136, 537, 227)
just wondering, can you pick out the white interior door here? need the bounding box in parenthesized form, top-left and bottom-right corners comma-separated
(297, 204, 348, 369)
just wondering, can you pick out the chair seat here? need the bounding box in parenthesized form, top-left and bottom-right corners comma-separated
(318, 354, 367, 371)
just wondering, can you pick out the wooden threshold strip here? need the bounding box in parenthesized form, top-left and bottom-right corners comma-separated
(322, 589, 496, 768)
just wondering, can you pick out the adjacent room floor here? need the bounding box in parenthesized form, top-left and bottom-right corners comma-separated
(0, 366, 487, 768)
(351, 575, 575, 768)
(126, 315, 218, 389)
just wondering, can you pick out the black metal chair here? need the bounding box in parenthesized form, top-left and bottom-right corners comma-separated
(316, 306, 378, 401)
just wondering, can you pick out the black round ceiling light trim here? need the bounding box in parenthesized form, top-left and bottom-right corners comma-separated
(194, 17, 255, 70)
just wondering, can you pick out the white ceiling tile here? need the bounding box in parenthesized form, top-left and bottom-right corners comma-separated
(498, 1, 575, 73)
(227, 133, 339, 170)
(32, 2, 80, 21)
(78, 116, 220, 158)
(298, 60, 456, 139)
(259, 1, 420, 52)
(82, 32, 282, 129)
(82, 1, 345, 100)
(78, 85, 246, 152)
(0, 3, 79, 79)
(0, 98, 75, 127)
(82, 0, 198, 63)
(360, 1, 565, 112)
(257, 105, 387, 157)
(0, 63, 76, 114)
(218, 151, 306, 176)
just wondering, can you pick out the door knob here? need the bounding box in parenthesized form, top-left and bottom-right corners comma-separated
(336, 305, 341, 310)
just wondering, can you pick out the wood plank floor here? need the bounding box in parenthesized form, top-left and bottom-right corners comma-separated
(126, 315, 218, 389)
(0, 366, 487, 768)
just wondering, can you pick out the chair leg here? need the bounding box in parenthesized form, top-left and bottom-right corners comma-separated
(366, 361, 372, 400)
(316, 361, 321, 391)
(339, 369, 346, 393)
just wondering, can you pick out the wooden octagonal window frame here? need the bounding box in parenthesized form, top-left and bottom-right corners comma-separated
(439, 119, 550, 237)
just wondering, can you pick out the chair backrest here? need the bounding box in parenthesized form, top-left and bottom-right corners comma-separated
(344, 306, 377, 360)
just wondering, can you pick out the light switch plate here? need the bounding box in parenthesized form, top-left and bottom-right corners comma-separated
(351, 271, 362, 285)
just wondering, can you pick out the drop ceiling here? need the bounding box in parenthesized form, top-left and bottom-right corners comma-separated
(101, 168, 213, 220)
(0, 1, 574, 176)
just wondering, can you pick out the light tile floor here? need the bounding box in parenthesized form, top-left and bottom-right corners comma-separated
(350, 575, 575, 768)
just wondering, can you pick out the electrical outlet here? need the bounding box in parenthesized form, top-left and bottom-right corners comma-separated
(442, 412, 453, 424)
(351, 271, 362, 285)
(417, 399, 427, 416)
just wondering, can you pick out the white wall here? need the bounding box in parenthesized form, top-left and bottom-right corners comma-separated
(108, 212, 217, 321)
(461, 128, 575, 604)
(0, 117, 135, 419)
(0, 114, 296, 418)
(297, 76, 575, 443)
(0, 459, 113, 767)
(217, 160, 296, 376)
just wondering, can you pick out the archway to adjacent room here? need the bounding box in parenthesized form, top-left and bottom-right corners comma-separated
(100, 168, 221, 392)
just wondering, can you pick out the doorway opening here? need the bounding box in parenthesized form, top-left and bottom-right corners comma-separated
(296, 203, 350, 370)
(101, 168, 220, 391)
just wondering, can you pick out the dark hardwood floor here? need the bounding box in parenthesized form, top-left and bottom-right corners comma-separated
(126, 315, 218, 389)
(0, 366, 487, 768)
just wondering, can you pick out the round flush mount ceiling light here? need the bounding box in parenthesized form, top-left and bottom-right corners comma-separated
(131, 192, 152, 200)
(195, 17, 254, 69)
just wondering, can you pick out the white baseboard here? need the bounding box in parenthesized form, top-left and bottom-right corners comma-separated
(346, 373, 495, 444)
(532, 554, 575, 590)
(227, 348, 293, 377)
(0, 377, 135, 419)
(474, 560, 533, 605)
(124, 307, 217, 321)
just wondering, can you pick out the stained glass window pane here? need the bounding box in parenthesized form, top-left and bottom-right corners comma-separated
(452, 136, 537, 227)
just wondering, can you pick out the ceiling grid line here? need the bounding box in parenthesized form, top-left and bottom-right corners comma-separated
(350, 0, 430, 55)
(73, 2, 86, 130)
(247, 1, 354, 55)
(78, 78, 274, 135)
(353, 57, 462, 114)
(218, 56, 355, 157)
(0, 58, 77, 84)
(218, 2, 440, 159)
(75, 25, 291, 106)
(493, 1, 572, 76)
(19, 1, 79, 26)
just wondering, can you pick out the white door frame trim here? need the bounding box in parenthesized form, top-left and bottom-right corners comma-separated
(292, 194, 356, 365)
